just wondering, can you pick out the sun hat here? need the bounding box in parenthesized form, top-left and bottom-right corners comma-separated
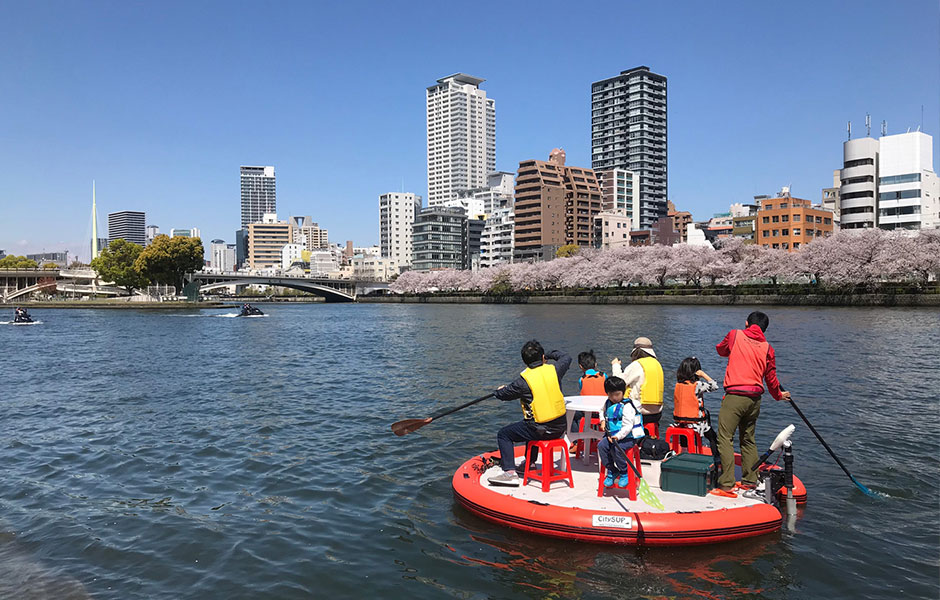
(633, 336, 657, 358)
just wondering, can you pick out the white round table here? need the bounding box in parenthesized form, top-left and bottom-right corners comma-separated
(564, 395, 608, 465)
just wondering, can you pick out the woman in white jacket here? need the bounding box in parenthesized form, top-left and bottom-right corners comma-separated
(611, 336, 665, 433)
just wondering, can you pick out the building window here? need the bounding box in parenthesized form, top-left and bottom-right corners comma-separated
(793, 228, 801, 235)
(781, 215, 789, 222)
(793, 214, 801, 222)
(772, 230, 779, 237)
(762, 217, 770, 224)
(772, 216, 779, 223)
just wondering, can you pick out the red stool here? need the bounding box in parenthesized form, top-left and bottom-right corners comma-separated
(523, 439, 574, 493)
(644, 422, 660, 438)
(597, 443, 642, 500)
(665, 426, 703, 454)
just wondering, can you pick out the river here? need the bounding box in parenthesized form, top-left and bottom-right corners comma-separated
(0, 304, 937, 599)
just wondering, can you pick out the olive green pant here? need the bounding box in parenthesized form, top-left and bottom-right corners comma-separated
(716, 393, 761, 490)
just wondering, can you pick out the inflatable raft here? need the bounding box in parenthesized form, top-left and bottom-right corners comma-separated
(453, 446, 806, 546)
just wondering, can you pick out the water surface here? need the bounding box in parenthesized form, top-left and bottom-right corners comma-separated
(1, 304, 937, 599)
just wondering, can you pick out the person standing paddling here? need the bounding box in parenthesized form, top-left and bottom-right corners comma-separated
(488, 340, 572, 487)
(711, 311, 791, 497)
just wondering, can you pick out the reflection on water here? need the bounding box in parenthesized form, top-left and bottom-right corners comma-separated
(0, 304, 937, 599)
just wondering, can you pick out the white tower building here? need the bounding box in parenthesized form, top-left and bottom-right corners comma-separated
(379, 192, 422, 269)
(426, 74, 495, 207)
(240, 166, 276, 228)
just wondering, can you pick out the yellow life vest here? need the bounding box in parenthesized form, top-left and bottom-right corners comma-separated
(637, 356, 664, 406)
(520, 364, 566, 423)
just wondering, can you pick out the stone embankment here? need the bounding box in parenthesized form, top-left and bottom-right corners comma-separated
(360, 293, 940, 307)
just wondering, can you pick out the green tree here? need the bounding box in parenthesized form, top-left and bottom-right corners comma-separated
(0, 255, 39, 269)
(555, 244, 580, 258)
(90, 238, 149, 293)
(42, 262, 59, 269)
(135, 235, 205, 292)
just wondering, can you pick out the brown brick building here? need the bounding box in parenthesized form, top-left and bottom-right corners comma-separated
(514, 148, 602, 261)
(756, 194, 834, 251)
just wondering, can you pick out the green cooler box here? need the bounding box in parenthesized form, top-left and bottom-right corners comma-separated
(659, 453, 717, 496)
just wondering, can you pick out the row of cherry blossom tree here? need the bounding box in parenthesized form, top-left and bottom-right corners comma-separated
(390, 229, 940, 294)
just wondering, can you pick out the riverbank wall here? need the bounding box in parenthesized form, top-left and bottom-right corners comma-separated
(359, 293, 940, 307)
(0, 301, 226, 309)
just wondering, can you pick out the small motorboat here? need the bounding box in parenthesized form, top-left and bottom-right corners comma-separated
(13, 308, 34, 324)
(237, 304, 264, 317)
(453, 426, 806, 547)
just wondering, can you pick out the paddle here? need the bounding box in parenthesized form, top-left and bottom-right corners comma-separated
(615, 442, 666, 511)
(391, 393, 495, 437)
(788, 397, 878, 498)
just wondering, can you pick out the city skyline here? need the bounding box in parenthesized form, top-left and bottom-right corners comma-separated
(1, 1, 937, 258)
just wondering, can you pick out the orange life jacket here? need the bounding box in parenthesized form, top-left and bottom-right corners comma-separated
(580, 372, 606, 395)
(673, 381, 702, 421)
(723, 330, 769, 392)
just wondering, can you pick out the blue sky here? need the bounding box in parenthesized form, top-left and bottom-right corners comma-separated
(1, 0, 937, 260)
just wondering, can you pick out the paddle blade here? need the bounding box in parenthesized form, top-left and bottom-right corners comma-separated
(391, 417, 433, 437)
(637, 479, 666, 511)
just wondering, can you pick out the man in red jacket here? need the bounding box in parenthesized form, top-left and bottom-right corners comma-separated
(711, 311, 791, 497)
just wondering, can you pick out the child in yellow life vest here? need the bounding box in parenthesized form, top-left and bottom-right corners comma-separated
(572, 350, 606, 433)
(673, 357, 720, 464)
(597, 376, 646, 488)
(488, 340, 572, 487)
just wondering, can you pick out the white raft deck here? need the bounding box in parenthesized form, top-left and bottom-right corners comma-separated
(479, 452, 767, 513)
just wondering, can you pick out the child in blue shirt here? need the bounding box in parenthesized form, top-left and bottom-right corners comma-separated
(597, 376, 646, 487)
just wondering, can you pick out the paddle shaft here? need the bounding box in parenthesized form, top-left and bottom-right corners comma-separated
(428, 393, 494, 422)
(789, 398, 873, 494)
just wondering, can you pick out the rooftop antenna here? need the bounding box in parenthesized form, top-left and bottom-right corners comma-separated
(847, 121, 852, 140)
(881, 120, 886, 136)
(865, 113, 871, 137)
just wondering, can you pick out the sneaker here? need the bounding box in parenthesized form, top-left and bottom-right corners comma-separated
(617, 474, 630, 488)
(515, 462, 536, 476)
(488, 471, 521, 487)
(709, 487, 737, 498)
(603, 474, 615, 487)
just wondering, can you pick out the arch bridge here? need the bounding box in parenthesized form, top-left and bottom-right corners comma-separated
(187, 272, 358, 303)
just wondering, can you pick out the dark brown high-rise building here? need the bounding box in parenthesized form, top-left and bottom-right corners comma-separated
(513, 149, 602, 262)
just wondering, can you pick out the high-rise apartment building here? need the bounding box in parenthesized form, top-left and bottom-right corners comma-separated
(426, 74, 495, 207)
(838, 131, 939, 230)
(146, 225, 160, 246)
(209, 239, 236, 272)
(108, 211, 147, 246)
(170, 228, 200, 239)
(514, 149, 602, 262)
(481, 208, 514, 267)
(240, 166, 277, 228)
(591, 66, 667, 229)
(379, 192, 422, 269)
(597, 168, 640, 230)
(290, 216, 329, 249)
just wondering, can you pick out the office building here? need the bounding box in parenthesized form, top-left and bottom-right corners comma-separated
(513, 149, 602, 262)
(170, 227, 201, 239)
(245, 214, 293, 270)
(26, 252, 68, 268)
(838, 130, 940, 231)
(756, 191, 834, 251)
(591, 66, 668, 228)
(240, 166, 277, 228)
(379, 192, 422, 269)
(411, 207, 467, 271)
(281, 243, 305, 270)
(821, 170, 841, 227)
(146, 225, 160, 246)
(290, 216, 329, 249)
(209, 239, 236, 272)
(353, 256, 400, 282)
(108, 211, 147, 246)
(426, 74, 495, 206)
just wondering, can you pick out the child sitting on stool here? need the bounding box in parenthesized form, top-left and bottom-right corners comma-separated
(598, 376, 646, 488)
(572, 349, 606, 433)
(673, 357, 720, 464)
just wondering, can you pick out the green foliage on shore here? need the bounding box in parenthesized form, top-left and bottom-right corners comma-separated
(91, 239, 149, 293)
(135, 235, 204, 292)
(0, 255, 39, 269)
(555, 244, 580, 258)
